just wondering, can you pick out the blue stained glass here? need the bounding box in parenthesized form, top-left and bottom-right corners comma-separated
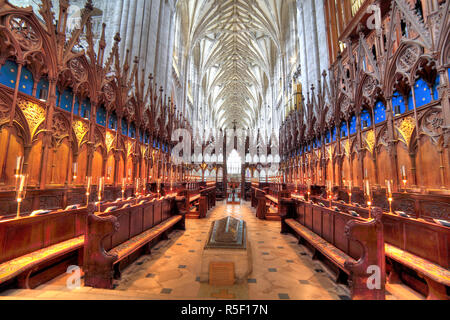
(392, 91, 406, 115)
(108, 112, 117, 130)
(60, 88, 74, 112)
(129, 122, 136, 139)
(414, 78, 431, 108)
(340, 122, 348, 138)
(73, 96, 80, 115)
(349, 115, 357, 135)
(19, 65, 33, 96)
(360, 109, 372, 130)
(55, 87, 61, 107)
(122, 118, 128, 136)
(325, 131, 331, 144)
(432, 75, 440, 100)
(374, 101, 386, 124)
(0, 60, 18, 89)
(332, 127, 337, 141)
(80, 99, 91, 119)
(36, 77, 49, 100)
(96, 104, 107, 126)
(408, 90, 414, 111)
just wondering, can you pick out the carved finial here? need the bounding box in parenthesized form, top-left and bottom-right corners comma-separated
(99, 23, 106, 49)
(85, 0, 93, 11)
(372, 207, 383, 222)
(114, 33, 121, 43)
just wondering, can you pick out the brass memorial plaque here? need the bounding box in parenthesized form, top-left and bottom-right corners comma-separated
(209, 262, 235, 286)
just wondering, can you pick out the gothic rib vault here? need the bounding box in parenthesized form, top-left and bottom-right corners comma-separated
(175, 0, 295, 130)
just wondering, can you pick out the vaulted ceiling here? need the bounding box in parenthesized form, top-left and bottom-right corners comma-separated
(176, 0, 295, 129)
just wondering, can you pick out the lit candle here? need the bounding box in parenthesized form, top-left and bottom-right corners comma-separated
(401, 165, 406, 179)
(15, 156, 23, 176)
(386, 179, 392, 196)
(86, 177, 92, 194)
(365, 180, 370, 197)
(98, 177, 104, 198)
(16, 156, 22, 172)
(18, 174, 25, 193)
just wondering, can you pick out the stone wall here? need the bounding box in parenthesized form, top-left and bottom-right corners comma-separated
(296, 0, 329, 92)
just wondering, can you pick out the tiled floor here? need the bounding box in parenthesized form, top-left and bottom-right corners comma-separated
(0, 201, 354, 300)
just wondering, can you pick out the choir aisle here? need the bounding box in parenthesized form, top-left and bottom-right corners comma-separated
(0, 202, 420, 300)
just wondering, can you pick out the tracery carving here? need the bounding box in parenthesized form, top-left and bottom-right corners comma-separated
(7, 15, 41, 50)
(362, 76, 377, 97)
(73, 120, 88, 146)
(396, 45, 421, 72)
(421, 108, 443, 145)
(126, 100, 135, 117)
(365, 130, 376, 154)
(17, 98, 45, 137)
(0, 101, 9, 122)
(51, 113, 68, 138)
(396, 117, 416, 148)
(106, 131, 115, 153)
(103, 82, 115, 103)
(70, 58, 87, 82)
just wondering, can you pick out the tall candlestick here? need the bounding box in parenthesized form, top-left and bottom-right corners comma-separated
(365, 179, 370, 197)
(73, 162, 78, 180)
(15, 156, 23, 177)
(348, 179, 352, 204)
(122, 177, 126, 200)
(18, 174, 25, 193)
(16, 174, 27, 219)
(86, 176, 92, 207)
(386, 179, 392, 196)
(98, 177, 104, 212)
(135, 178, 140, 196)
(401, 165, 407, 192)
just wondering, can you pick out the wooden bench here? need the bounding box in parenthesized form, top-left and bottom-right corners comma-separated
(83, 196, 185, 289)
(0, 204, 95, 290)
(200, 186, 216, 215)
(252, 188, 267, 219)
(382, 212, 449, 300)
(264, 190, 290, 221)
(177, 189, 202, 219)
(282, 199, 385, 300)
(311, 196, 450, 300)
